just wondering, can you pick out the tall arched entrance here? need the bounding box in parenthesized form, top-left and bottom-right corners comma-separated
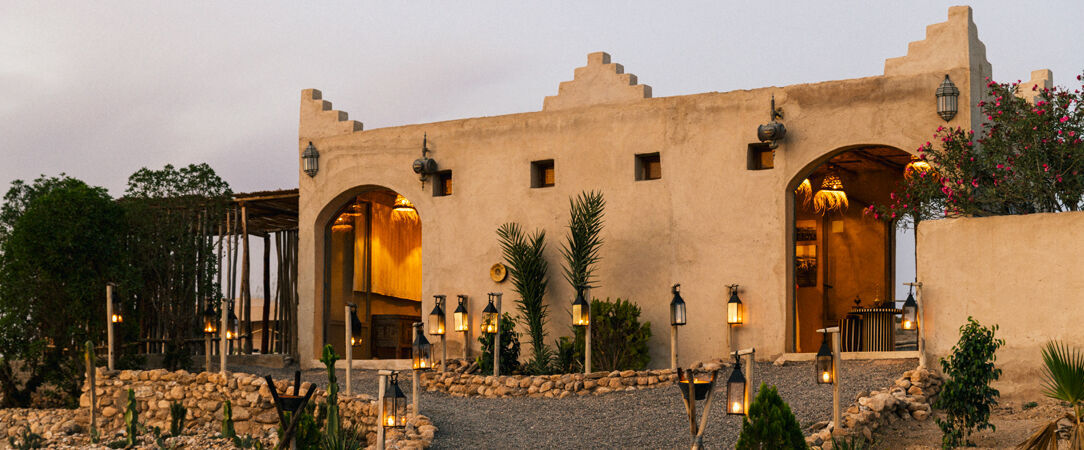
(787, 145, 915, 353)
(324, 187, 422, 360)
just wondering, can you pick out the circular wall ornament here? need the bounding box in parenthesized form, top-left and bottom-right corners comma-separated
(490, 263, 508, 282)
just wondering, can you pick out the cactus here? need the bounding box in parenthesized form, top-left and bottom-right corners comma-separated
(169, 401, 186, 436)
(221, 398, 236, 439)
(123, 389, 138, 448)
(85, 341, 99, 443)
(320, 344, 341, 441)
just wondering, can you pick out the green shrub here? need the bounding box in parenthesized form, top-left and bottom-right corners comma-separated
(477, 313, 521, 374)
(123, 388, 139, 448)
(278, 401, 326, 450)
(169, 401, 186, 436)
(551, 335, 579, 374)
(934, 316, 1004, 448)
(566, 298, 651, 372)
(221, 398, 236, 439)
(829, 435, 876, 449)
(7, 427, 44, 450)
(736, 383, 807, 450)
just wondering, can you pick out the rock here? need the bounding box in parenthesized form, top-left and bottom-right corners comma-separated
(505, 378, 518, 388)
(773, 356, 787, 366)
(539, 381, 553, 393)
(102, 407, 118, 417)
(912, 409, 929, 421)
(584, 380, 597, 390)
(895, 378, 911, 389)
(518, 378, 532, 388)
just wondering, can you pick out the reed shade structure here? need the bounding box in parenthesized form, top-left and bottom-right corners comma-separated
(726, 287, 743, 325)
(795, 178, 813, 206)
(392, 194, 417, 213)
(331, 213, 353, 232)
(383, 372, 407, 428)
(726, 356, 747, 416)
(813, 172, 848, 214)
(571, 289, 590, 326)
(901, 291, 919, 331)
(453, 295, 468, 332)
(854, 306, 901, 352)
(904, 155, 934, 180)
(816, 336, 834, 384)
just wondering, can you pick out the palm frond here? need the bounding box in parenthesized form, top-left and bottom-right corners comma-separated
(1040, 341, 1084, 407)
(1017, 418, 1061, 450)
(497, 222, 550, 372)
(559, 191, 605, 291)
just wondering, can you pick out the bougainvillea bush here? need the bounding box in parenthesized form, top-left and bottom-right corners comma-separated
(870, 73, 1084, 223)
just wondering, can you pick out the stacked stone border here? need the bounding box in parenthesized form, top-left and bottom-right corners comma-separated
(422, 359, 677, 397)
(805, 366, 943, 448)
(76, 368, 435, 449)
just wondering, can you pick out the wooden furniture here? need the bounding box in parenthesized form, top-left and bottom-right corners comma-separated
(372, 314, 418, 359)
(853, 307, 900, 352)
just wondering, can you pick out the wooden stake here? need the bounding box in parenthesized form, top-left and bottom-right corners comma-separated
(670, 325, 678, 370)
(106, 283, 115, 371)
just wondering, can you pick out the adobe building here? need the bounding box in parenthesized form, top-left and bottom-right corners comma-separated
(293, 7, 1071, 397)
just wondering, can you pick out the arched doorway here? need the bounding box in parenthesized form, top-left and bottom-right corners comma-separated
(324, 187, 422, 360)
(787, 146, 915, 353)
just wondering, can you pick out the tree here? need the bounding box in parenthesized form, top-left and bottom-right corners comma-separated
(121, 163, 230, 370)
(871, 73, 1084, 223)
(934, 317, 1004, 448)
(0, 176, 125, 407)
(736, 383, 807, 449)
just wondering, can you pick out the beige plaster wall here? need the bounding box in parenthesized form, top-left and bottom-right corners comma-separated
(295, 6, 990, 368)
(917, 211, 1084, 400)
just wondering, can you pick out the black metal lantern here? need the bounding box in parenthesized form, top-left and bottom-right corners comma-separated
(677, 368, 714, 402)
(412, 134, 438, 183)
(348, 303, 364, 347)
(571, 289, 590, 327)
(412, 322, 431, 370)
(816, 336, 834, 384)
(202, 304, 217, 334)
(726, 286, 744, 325)
(756, 95, 787, 149)
(453, 295, 469, 332)
(936, 75, 959, 121)
(901, 291, 918, 331)
(429, 295, 446, 336)
(481, 295, 499, 334)
(670, 284, 687, 326)
(302, 142, 320, 177)
(226, 308, 239, 340)
(726, 356, 748, 416)
(110, 290, 124, 324)
(383, 372, 407, 428)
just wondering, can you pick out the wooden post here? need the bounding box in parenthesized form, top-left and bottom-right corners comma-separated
(241, 203, 251, 354)
(85, 341, 97, 441)
(670, 325, 678, 370)
(494, 294, 501, 377)
(906, 282, 926, 368)
(376, 370, 389, 450)
(220, 297, 228, 375)
(106, 283, 115, 371)
(832, 329, 842, 432)
(441, 334, 447, 375)
(261, 234, 271, 353)
(584, 289, 591, 375)
(345, 303, 353, 395)
(412, 324, 420, 415)
(205, 333, 212, 372)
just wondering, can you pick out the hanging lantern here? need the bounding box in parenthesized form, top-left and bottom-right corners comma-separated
(428, 295, 446, 336)
(813, 173, 848, 215)
(453, 295, 469, 332)
(331, 213, 354, 232)
(816, 336, 835, 384)
(936, 74, 959, 121)
(904, 155, 934, 180)
(726, 356, 748, 415)
(110, 290, 124, 324)
(392, 195, 417, 214)
(571, 289, 590, 327)
(348, 303, 364, 347)
(481, 296, 499, 334)
(382, 372, 407, 428)
(202, 304, 218, 334)
(302, 142, 320, 177)
(670, 284, 686, 326)
(795, 178, 812, 206)
(412, 322, 432, 370)
(901, 292, 918, 331)
(727, 286, 744, 325)
(226, 309, 239, 340)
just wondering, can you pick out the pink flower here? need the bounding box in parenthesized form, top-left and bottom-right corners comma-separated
(1061, 116, 1070, 123)
(971, 179, 979, 188)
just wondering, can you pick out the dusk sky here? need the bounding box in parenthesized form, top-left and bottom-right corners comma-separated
(3, 1, 1083, 299)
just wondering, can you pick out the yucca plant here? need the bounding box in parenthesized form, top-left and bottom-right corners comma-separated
(1018, 341, 1084, 450)
(497, 222, 550, 374)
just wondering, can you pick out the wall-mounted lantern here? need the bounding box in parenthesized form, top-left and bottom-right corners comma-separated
(453, 295, 469, 332)
(383, 372, 407, 428)
(936, 74, 959, 121)
(816, 335, 835, 384)
(756, 95, 786, 149)
(412, 134, 439, 185)
(302, 142, 320, 177)
(726, 285, 744, 325)
(901, 291, 918, 331)
(411, 322, 431, 370)
(428, 295, 446, 336)
(726, 354, 748, 416)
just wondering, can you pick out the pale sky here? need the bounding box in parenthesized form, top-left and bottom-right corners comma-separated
(2, 1, 1082, 300)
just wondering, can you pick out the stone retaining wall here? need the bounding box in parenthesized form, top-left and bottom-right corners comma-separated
(422, 359, 676, 398)
(805, 366, 943, 448)
(78, 368, 435, 449)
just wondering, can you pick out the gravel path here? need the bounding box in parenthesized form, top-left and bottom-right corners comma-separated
(237, 358, 915, 449)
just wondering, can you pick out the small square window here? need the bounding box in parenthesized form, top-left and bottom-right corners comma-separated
(635, 153, 661, 181)
(531, 160, 555, 188)
(747, 144, 774, 170)
(433, 170, 452, 196)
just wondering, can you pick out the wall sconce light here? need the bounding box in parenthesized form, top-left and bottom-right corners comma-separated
(936, 74, 959, 121)
(726, 285, 744, 325)
(412, 134, 439, 185)
(756, 95, 786, 149)
(302, 142, 320, 177)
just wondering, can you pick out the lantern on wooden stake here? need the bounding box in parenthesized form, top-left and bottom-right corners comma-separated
(813, 172, 848, 214)
(726, 285, 744, 325)
(901, 291, 918, 331)
(110, 290, 124, 324)
(481, 296, 499, 334)
(412, 322, 431, 370)
(453, 295, 469, 332)
(816, 336, 835, 384)
(670, 284, 686, 326)
(428, 295, 446, 336)
(726, 355, 748, 415)
(383, 372, 407, 428)
(203, 305, 218, 334)
(225, 309, 239, 340)
(348, 303, 364, 347)
(571, 289, 590, 327)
